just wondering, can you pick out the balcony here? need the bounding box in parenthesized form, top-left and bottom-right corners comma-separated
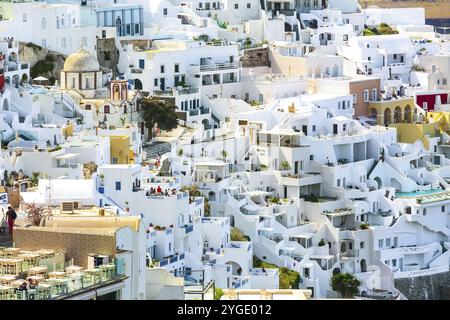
(340, 249, 359, 259)
(189, 107, 210, 117)
(188, 61, 241, 74)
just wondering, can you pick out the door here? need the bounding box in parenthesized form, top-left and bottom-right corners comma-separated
(160, 78, 165, 90)
(139, 59, 145, 69)
(284, 186, 287, 199)
(333, 124, 338, 134)
(294, 161, 299, 175)
(302, 125, 307, 135)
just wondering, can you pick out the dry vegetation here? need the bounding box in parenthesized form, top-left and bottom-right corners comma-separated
(360, 0, 450, 19)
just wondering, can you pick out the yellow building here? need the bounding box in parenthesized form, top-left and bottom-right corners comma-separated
(389, 121, 438, 150)
(109, 135, 132, 164)
(426, 111, 450, 135)
(368, 97, 416, 126)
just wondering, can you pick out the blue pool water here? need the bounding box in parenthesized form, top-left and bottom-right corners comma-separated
(396, 189, 443, 197)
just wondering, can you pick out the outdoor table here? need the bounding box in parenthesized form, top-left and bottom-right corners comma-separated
(1, 248, 21, 258)
(27, 266, 48, 277)
(65, 265, 83, 274)
(84, 268, 102, 285)
(45, 278, 69, 297)
(99, 264, 115, 281)
(48, 271, 67, 279)
(0, 258, 24, 275)
(0, 285, 15, 300)
(0, 274, 17, 285)
(36, 283, 51, 300)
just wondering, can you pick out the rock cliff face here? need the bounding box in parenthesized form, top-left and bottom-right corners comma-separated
(240, 47, 270, 68)
(97, 38, 119, 77)
(19, 42, 65, 85)
(394, 271, 450, 300)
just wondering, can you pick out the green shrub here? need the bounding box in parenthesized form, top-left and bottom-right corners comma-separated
(214, 288, 224, 300)
(318, 239, 326, 246)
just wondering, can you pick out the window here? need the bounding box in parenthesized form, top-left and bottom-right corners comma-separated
(423, 102, 428, 110)
(343, 124, 346, 131)
(154, 78, 158, 87)
(22, 13, 27, 22)
(234, 3, 239, 9)
(104, 105, 110, 113)
(160, 65, 165, 73)
(372, 88, 377, 101)
(378, 239, 384, 248)
(310, 155, 314, 160)
(61, 38, 66, 48)
(115, 181, 121, 190)
(423, 208, 427, 216)
(442, 206, 446, 212)
(337, 179, 341, 187)
(85, 104, 91, 110)
(174, 63, 180, 73)
(247, 3, 251, 9)
(42, 39, 47, 48)
(163, 8, 168, 16)
(343, 34, 348, 41)
(392, 259, 397, 267)
(443, 78, 448, 85)
(360, 241, 365, 249)
(386, 238, 391, 247)
(364, 89, 369, 102)
(41, 18, 46, 29)
(135, 24, 140, 34)
(312, 125, 316, 132)
(352, 94, 357, 104)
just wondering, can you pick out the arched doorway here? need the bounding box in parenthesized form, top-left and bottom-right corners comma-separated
(360, 259, 367, 272)
(394, 106, 402, 123)
(384, 108, 392, 126)
(332, 267, 341, 275)
(202, 119, 210, 130)
(226, 261, 243, 275)
(374, 177, 382, 189)
(405, 105, 412, 123)
(369, 108, 378, 122)
(116, 17, 122, 36)
(134, 79, 143, 90)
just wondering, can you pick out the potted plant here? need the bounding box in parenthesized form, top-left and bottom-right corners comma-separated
(177, 149, 184, 157)
(281, 161, 290, 171)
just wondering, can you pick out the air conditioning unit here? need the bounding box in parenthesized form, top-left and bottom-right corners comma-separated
(88, 254, 110, 269)
(60, 201, 81, 213)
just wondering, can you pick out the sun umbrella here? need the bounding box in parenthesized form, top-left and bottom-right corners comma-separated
(33, 76, 48, 81)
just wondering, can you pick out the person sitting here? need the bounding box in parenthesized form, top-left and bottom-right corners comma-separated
(164, 189, 169, 197)
(156, 185, 162, 194)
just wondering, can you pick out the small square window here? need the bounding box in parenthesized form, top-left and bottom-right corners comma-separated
(247, 3, 251, 9)
(234, 3, 239, 9)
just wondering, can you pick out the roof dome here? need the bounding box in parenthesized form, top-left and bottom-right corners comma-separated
(63, 48, 100, 72)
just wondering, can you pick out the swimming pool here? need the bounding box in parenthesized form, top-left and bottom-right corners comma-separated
(396, 189, 444, 197)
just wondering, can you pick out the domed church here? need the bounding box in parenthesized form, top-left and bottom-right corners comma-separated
(60, 48, 105, 98)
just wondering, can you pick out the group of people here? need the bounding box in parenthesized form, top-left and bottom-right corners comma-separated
(146, 186, 177, 197)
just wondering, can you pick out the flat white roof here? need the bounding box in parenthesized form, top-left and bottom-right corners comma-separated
(55, 153, 79, 160)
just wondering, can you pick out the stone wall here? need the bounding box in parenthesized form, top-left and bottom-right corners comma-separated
(241, 47, 270, 68)
(13, 227, 116, 268)
(394, 270, 450, 300)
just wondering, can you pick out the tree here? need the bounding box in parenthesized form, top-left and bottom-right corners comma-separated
(139, 98, 178, 140)
(331, 273, 361, 298)
(25, 204, 50, 226)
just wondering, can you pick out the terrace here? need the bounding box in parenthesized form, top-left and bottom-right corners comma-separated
(0, 248, 126, 300)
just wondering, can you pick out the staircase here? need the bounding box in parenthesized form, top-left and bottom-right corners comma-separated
(144, 142, 171, 159)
